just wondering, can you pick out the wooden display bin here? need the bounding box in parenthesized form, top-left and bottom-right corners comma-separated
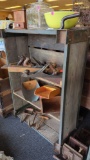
(1, 28, 90, 158)
(0, 57, 13, 116)
(81, 50, 90, 110)
(0, 90, 12, 108)
(0, 58, 10, 92)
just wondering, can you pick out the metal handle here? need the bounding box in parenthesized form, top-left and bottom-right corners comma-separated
(60, 13, 80, 29)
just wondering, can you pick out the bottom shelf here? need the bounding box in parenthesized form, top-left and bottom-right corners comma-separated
(0, 104, 13, 117)
(13, 89, 60, 121)
(13, 89, 60, 144)
(18, 112, 59, 144)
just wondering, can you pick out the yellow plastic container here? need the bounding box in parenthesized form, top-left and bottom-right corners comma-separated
(44, 11, 79, 29)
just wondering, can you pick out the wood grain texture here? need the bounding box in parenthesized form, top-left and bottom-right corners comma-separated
(5, 29, 57, 35)
(18, 112, 59, 144)
(13, 94, 27, 111)
(38, 125, 59, 144)
(0, 92, 12, 108)
(31, 72, 62, 87)
(59, 42, 87, 144)
(29, 34, 50, 46)
(0, 78, 10, 92)
(28, 34, 64, 51)
(4, 37, 18, 63)
(9, 72, 21, 90)
(4, 36, 29, 64)
(30, 48, 64, 67)
(2, 65, 41, 73)
(15, 36, 29, 57)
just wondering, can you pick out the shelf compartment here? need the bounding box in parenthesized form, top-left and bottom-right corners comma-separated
(13, 89, 60, 121)
(31, 72, 62, 88)
(18, 111, 59, 144)
(5, 29, 57, 35)
(13, 88, 41, 110)
(41, 96, 60, 113)
(0, 89, 12, 109)
(3, 104, 13, 116)
(2, 64, 41, 73)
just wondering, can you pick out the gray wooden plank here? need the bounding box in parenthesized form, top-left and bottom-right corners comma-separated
(28, 35, 64, 51)
(4, 37, 18, 63)
(57, 28, 89, 44)
(30, 48, 64, 66)
(44, 118, 60, 133)
(31, 72, 62, 87)
(15, 36, 29, 57)
(28, 34, 56, 47)
(18, 112, 59, 144)
(13, 94, 24, 112)
(39, 125, 59, 144)
(9, 73, 21, 90)
(59, 41, 88, 144)
(5, 29, 57, 35)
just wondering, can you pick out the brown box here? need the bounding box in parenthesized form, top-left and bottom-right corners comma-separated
(13, 10, 26, 22)
(0, 89, 12, 109)
(13, 10, 26, 29)
(13, 22, 25, 29)
(0, 58, 10, 92)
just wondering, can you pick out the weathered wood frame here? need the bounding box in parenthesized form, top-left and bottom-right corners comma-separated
(1, 28, 90, 157)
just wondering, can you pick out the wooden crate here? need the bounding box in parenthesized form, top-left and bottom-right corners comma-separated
(0, 89, 12, 109)
(0, 58, 10, 92)
(81, 49, 90, 110)
(0, 69, 10, 93)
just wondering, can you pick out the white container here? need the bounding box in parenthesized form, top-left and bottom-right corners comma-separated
(0, 20, 13, 29)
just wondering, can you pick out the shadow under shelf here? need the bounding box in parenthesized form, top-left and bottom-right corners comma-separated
(13, 88, 60, 121)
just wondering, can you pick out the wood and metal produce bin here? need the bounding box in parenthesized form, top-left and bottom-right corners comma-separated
(0, 27, 90, 160)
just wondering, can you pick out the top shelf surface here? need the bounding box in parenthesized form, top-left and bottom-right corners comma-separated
(4, 28, 90, 44)
(4, 27, 89, 35)
(5, 29, 57, 35)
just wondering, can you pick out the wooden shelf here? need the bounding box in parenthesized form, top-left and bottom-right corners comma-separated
(13, 89, 60, 121)
(2, 65, 41, 73)
(5, 29, 57, 35)
(2, 65, 62, 87)
(13, 89, 41, 110)
(31, 72, 62, 88)
(18, 112, 59, 144)
(81, 95, 90, 110)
